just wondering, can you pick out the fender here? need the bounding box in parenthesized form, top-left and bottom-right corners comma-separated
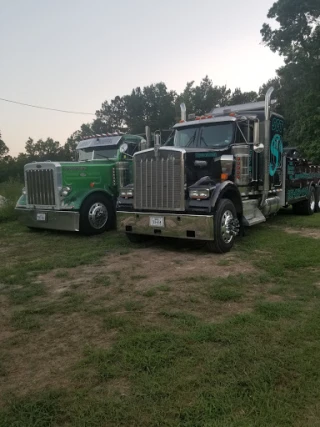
(65, 188, 115, 211)
(210, 180, 243, 216)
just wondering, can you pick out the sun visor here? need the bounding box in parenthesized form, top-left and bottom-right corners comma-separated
(76, 136, 122, 150)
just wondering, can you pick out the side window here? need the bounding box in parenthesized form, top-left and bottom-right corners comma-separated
(126, 143, 139, 156)
(236, 123, 253, 143)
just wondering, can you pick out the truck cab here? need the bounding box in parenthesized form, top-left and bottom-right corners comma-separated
(117, 88, 320, 252)
(15, 133, 145, 234)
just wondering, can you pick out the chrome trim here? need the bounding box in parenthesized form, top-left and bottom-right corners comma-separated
(133, 146, 187, 158)
(279, 154, 287, 206)
(209, 100, 276, 116)
(117, 211, 214, 241)
(15, 208, 80, 231)
(261, 87, 274, 208)
(173, 116, 237, 129)
(24, 162, 62, 209)
(133, 148, 185, 211)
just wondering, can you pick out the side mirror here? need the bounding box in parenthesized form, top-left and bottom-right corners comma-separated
(119, 143, 128, 153)
(253, 122, 264, 154)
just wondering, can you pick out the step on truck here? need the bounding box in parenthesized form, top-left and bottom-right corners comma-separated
(117, 88, 320, 253)
(15, 133, 146, 235)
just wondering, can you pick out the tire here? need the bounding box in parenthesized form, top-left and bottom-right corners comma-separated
(206, 199, 239, 254)
(292, 187, 315, 216)
(79, 194, 115, 235)
(315, 187, 320, 213)
(126, 233, 151, 244)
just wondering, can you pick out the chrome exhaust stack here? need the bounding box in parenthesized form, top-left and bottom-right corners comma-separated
(145, 126, 151, 149)
(261, 87, 274, 207)
(180, 103, 187, 122)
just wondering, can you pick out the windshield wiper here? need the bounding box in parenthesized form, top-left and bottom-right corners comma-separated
(199, 136, 208, 147)
(186, 131, 198, 147)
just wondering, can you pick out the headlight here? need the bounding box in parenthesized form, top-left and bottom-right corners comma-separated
(22, 187, 27, 195)
(189, 189, 210, 200)
(61, 186, 72, 197)
(120, 189, 134, 198)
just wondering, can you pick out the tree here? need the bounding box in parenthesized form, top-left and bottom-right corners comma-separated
(228, 88, 258, 105)
(176, 77, 232, 119)
(25, 137, 61, 161)
(261, 0, 320, 161)
(96, 96, 126, 132)
(261, 0, 320, 63)
(0, 132, 9, 158)
(143, 82, 176, 131)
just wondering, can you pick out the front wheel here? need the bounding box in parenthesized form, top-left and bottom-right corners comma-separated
(206, 199, 239, 254)
(80, 194, 115, 235)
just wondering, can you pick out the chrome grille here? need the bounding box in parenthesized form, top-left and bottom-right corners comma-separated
(26, 169, 56, 206)
(134, 149, 185, 211)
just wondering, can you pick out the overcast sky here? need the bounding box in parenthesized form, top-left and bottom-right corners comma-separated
(0, 0, 283, 156)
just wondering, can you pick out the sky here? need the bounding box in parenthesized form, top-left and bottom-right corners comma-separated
(0, 0, 283, 156)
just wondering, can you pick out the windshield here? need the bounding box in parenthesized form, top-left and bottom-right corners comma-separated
(174, 122, 234, 148)
(77, 147, 118, 161)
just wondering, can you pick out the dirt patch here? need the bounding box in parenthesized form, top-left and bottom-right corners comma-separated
(283, 227, 320, 239)
(0, 247, 283, 403)
(0, 313, 115, 405)
(36, 247, 257, 323)
(39, 247, 255, 295)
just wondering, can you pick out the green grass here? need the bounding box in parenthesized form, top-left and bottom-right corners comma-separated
(1, 213, 320, 426)
(272, 206, 320, 228)
(142, 288, 157, 297)
(0, 179, 23, 222)
(103, 315, 129, 330)
(157, 284, 171, 292)
(210, 287, 243, 301)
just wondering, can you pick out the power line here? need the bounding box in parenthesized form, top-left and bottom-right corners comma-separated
(0, 97, 95, 115)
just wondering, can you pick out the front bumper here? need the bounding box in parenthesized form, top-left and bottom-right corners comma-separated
(15, 208, 80, 232)
(117, 211, 214, 240)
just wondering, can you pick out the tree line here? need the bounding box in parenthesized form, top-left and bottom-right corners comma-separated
(1, 0, 319, 182)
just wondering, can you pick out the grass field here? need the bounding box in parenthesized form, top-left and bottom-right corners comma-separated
(0, 180, 23, 222)
(0, 210, 320, 427)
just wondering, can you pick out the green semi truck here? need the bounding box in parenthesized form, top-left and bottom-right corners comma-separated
(15, 133, 146, 234)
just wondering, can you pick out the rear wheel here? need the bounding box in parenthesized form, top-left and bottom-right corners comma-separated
(206, 199, 239, 254)
(315, 187, 320, 213)
(80, 194, 115, 235)
(292, 187, 315, 216)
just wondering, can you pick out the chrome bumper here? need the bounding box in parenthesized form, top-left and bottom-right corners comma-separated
(15, 208, 80, 232)
(117, 211, 214, 241)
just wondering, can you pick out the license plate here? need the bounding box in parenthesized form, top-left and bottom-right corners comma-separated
(149, 216, 164, 227)
(36, 213, 46, 221)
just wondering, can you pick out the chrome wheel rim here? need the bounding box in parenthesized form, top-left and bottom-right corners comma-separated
(221, 210, 234, 244)
(88, 202, 108, 229)
(310, 192, 315, 212)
